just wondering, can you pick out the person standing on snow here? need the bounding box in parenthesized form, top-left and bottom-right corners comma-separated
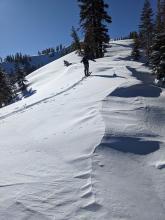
(81, 55, 96, 76)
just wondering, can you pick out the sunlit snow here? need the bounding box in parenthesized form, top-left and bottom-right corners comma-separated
(0, 40, 165, 220)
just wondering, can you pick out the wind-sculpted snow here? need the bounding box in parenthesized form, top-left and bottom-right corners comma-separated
(0, 40, 165, 219)
(93, 63, 165, 219)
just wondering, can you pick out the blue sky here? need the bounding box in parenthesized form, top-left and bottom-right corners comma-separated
(0, 0, 157, 58)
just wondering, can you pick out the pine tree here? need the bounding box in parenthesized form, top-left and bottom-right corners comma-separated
(150, 33, 165, 79)
(78, 0, 112, 58)
(56, 46, 59, 53)
(129, 31, 138, 39)
(23, 61, 32, 75)
(139, 0, 154, 60)
(59, 44, 63, 51)
(0, 68, 13, 107)
(15, 64, 28, 92)
(150, 0, 165, 80)
(8, 73, 17, 98)
(155, 0, 162, 33)
(161, 0, 165, 31)
(71, 26, 82, 55)
(131, 33, 141, 61)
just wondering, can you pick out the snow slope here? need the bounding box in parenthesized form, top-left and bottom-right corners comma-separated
(0, 40, 165, 220)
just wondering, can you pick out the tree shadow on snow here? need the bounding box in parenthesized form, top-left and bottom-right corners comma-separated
(92, 74, 126, 79)
(110, 66, 162, 98)
(127, 66, 154, 83)
(22, 88, 37, 98)
(101, 135, 160, 155)
(96, 67, 113, 72)
(114, 55, 132, 61)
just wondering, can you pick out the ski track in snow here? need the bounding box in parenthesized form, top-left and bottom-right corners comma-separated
(0, 76, 86, 121)
(0, 40, 165, 219)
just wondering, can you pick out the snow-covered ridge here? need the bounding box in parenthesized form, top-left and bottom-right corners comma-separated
(0, 40, 165, 220)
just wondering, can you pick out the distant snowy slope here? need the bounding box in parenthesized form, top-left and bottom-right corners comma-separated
(0, 40, 165, 220)
(0, 52, 61, 74)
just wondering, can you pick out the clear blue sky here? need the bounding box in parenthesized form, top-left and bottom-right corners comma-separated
(0, 0, 156, 58)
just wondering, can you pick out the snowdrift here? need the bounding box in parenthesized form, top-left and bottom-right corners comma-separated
(0, 40, 165, 220)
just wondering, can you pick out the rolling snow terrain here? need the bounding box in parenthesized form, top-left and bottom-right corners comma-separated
(0, 40, 165, 220)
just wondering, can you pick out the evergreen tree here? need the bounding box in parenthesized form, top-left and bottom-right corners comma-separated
(56, 46, 59, 53)
(150, 0, 165, 80)
(131, 34, 141, 61)
(161, 0, 165, 30)
(0, 68, 13, 107)
(50, 48, 55, 53)
(155, 0, 162, 33)
(15, 64, 28, 92)
(129, 31, 138, 39)
(7, 73, 18, 100)
(78, 0, 112, 58)
(59, 44, 63, 51)
(150, 33, 165, 79)
(71, 26, 82, 55)
(23, 61, 32, 75)
(139, 0, 154, 60)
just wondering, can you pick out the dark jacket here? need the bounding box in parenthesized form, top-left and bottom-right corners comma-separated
(81, 56, 96, 65)
(81, 56, 89, 66)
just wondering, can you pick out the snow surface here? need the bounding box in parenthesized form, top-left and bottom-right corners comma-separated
(0, 40, 165, 219)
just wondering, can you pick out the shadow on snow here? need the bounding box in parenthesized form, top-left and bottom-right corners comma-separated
(101, 135, 160, 155)
(22, 88, 37, 98)
(110, 66, 162, 98)
(91, 74, 126, 79)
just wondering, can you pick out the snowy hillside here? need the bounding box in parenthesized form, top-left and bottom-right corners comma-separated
(0, 40, 165, 220)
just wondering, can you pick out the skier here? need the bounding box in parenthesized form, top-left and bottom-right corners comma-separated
(81, 55, 96, 76)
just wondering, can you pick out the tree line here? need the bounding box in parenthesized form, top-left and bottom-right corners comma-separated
(38, 44, 64, 56)
(3, 53, 31, 64)
(132, 0, 165, 81)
